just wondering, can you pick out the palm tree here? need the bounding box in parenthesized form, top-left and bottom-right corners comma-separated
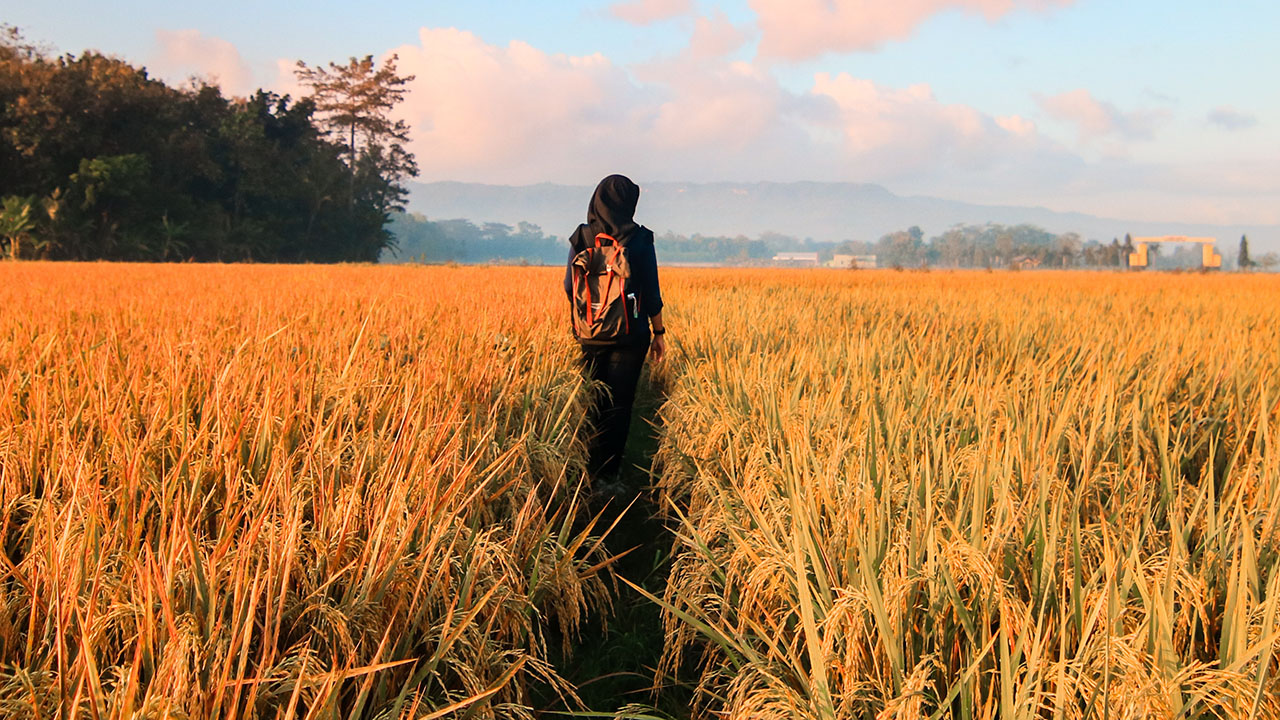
(0, 196, 35, 259)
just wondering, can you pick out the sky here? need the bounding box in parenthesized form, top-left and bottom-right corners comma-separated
(4, 0, 1278, 226)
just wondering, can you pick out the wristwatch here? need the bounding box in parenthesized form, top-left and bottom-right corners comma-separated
(653, 328, 666, 336)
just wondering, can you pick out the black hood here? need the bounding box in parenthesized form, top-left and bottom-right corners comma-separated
(586, 174, 640, 239)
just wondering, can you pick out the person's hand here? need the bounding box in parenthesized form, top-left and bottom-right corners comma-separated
(650, 333, 667, 363)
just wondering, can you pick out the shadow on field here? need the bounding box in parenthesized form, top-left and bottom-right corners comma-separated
(541, 365, 692, 718)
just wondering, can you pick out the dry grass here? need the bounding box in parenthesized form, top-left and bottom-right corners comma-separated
(6, 264, 1280, 719)
(652, 270, 1280, 719)
(0, 263, 610, 719)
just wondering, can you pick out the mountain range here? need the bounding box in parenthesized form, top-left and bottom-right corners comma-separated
(406, 181, 1277, 252)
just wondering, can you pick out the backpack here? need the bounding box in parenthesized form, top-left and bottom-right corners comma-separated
(569, 232, 639, 344)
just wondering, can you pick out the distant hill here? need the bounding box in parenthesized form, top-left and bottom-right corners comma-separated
(407, 181, 1278, 252)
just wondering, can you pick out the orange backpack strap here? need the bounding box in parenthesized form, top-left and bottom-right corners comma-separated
(582, 260, 595, 324)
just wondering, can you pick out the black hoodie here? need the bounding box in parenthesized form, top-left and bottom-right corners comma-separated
(563, 174, 663, 344)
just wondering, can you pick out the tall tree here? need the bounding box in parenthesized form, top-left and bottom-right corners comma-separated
(1055, 232, 1082, 267)
(294, 55, 418, 215)
(1239, 234, 1252, 270)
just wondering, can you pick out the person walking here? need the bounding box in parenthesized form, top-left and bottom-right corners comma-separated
(564, 174, 666, 489)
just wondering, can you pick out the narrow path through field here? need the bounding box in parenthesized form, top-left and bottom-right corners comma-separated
(542, 366, 692, 717)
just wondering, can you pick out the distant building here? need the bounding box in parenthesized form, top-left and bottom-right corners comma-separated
(773, 252, 820, 265)
(1128, 236, 1222, 269)
(829, 254, 877, 269)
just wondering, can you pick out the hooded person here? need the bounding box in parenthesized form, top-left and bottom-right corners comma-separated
(586, 173, 639, 241)
(564, 174, 667, 485)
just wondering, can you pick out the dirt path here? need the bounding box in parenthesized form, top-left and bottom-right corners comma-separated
(541, 365, 692, 717)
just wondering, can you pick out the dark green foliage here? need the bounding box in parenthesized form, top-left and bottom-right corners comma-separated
(1239, 234, 1252, 270)
(0, 28, 409, 262)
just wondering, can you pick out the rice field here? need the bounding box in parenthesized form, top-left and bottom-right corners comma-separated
(2, 264, 1279, 718)
(0, 264, 610, 718)
(652, 270, 1280, 719)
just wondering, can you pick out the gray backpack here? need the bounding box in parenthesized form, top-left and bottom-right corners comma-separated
(570, 232, 638, 345)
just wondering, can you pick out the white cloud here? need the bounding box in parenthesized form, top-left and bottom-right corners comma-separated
(388, 28, 653, 183)
(271, 58, 306, 99)
(1035, 89, 1166, 141)
(1206, 106, 1258, 132)
(688, 10, 750, 59)
(996, 114, 1037, 137)
(750, 0, 1075, 59)
(810, 73, 1052, 180)
(151, 29, 254, 97)
(610, 0, 694, 25)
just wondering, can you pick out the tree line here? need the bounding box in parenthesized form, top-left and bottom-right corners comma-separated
(384, 213, 567, 264)
(382, 217, 825, 265)
(841, 224, 1115, 269)
(384, 216, 1275, 271)
(650, 225, 1266, 270)
(839, 226, 1272, 270)
(0, 27, 415, 262)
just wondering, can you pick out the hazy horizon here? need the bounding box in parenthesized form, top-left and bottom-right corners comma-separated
(400, 180, 1280, 256)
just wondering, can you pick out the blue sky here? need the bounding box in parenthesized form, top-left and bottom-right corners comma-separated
(4, 0, 1277, 225)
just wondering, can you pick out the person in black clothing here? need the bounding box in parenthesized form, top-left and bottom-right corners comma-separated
(564, 175, 667, 484)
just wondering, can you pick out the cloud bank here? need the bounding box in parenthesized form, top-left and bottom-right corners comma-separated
(146, 0, 1274, 227)
(390, 28, 651, 183)
(151, 29, 254, 96)
(387, 25, 1064, 197)
(750, 0, 1075, 59)
(377, 23, 1278, 225)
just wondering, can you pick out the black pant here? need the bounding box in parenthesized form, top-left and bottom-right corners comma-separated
(581, 343, 648, 480)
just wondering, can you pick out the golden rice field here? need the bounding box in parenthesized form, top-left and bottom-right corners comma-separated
(0, 264, 608, 718)
(2, 263, 1280, 719)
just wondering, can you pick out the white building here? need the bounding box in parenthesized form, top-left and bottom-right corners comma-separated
(773, 252, 820, 265)
(829, 254, 877, 269)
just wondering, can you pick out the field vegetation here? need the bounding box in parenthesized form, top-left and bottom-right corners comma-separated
(2, 264, 1279, 719)
(0, 264, 610, 718)
(653, 270, 1280, 718)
